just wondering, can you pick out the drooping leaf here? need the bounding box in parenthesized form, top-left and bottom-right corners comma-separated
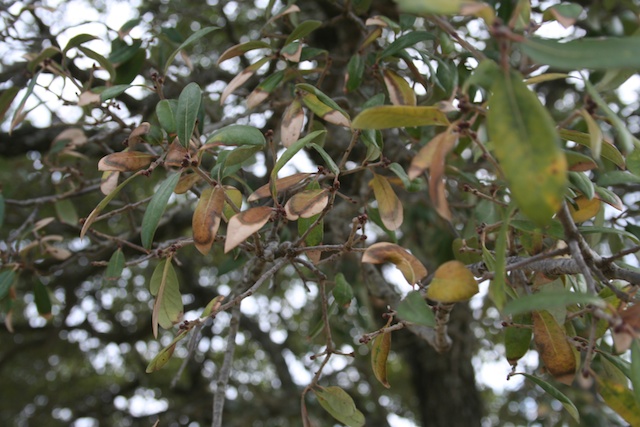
(518, 373, 580, 422)
(371, 331, 392, 388)
(220, 56, 271, 104)
(396, 291, 436, 327)
(313, 386, 365, 427)
(104, 248, 125, 281)
(224, 206, 272, 253)
(559, 129, 625, 169)
(150, 258, 183, 338)
(98, 151, 156, 172)
(352, 105, 449, 130)
(284, 188, 329, 220)
(217, 40, 271, 65)
(370, 174, 403, 230)
(175, 82, 202, 147)
(34, 281, 52, 318)
(532, 310, 577, 385)
(521, 37, 640, 71)
(141, 172, 181, 249)
(192, 186, 225, 255)
(301, 92, 350, 127)
(248, 173, 312, 202)
(362, 242, 427, 285)
(487, 69, 567, 226)
(426, 260, 478, 303)
(163, 26, 218, 75)
(62, 33, 98, 53)
(247, 70, 285, 109)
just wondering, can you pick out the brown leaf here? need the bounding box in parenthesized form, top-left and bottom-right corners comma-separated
(248, 172, 312, 202)
(98, 151, 156, 172)
(221, 69, 254, 105)
(78, 90, 101, 106)
(128, 122, 151, 146)
(362, 242, 427, 285)
(246, 89, 270, 109)
(383, 69, 416, 106)
(370, 174, 403, 230)
(52, 128, 87, 149)
(284, 188, 329, 220)
(281, 99, 305, 148)
(532, 310, 578, 385)
(426, 260, 478, 303)
(165, 140, 189, 167)
(224, 206, 273, 253)
(100, 171, 120, 195)
(192, 186, 225, 255)
(422, 128, 458, 221)
(174, 173, 201, 194)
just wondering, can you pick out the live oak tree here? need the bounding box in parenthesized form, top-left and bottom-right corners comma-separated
(2, 0, 640, 426)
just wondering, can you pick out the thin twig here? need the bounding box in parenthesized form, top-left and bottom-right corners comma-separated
(212, 304, 241, 427)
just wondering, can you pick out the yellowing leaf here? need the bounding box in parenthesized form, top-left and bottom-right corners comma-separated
(597, 377, 640, 426)
(362, 242, 427, 285)
(568, 196, 600, 223)
(370, 174, 403, 230)
(174, 173, 201, 194)
(284, 188, 329, 220)
(222, 186, 243, 221)
(426, 260, 478, 303)
(301, 92, 350, 127)
(248, 173, 312, 202)
(487, 69, 567, 226)
(192, 186, 225, 255)
(281, 98, 305, 147)
(371, 331, 392, 388)
(383, 69, 416, 106)
(150, 258, 183, 338)
(352, 106, 449, 130)
(98, 151, 156, 172)
(532, 310, 577, 385)
(224, 206, 272, 253)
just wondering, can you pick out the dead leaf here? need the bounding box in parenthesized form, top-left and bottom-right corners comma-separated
(248, 173, 312, 202)
(192, 186, 225, 255)
(224, 206, 273, 252)
(362, 242, 427, 285)
(285, 188, 329, 220)
(370, 174, 403, 230)
(98, 151, 156, 172)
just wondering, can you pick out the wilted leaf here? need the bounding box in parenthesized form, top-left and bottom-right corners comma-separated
(247, 70, 285, 109)
(52, 128, 87, 150)
(78, 90, 101, 106)
(104, 248, 125, 281)
(370, 174, 403, 230)
(224, 206, 273, 253)
(383, 69, 416, 106)
(192, 186, 225, 255)
(426, 260, 478, 303)
(362, 242, 427, 285)
(220, 56, 271, 104)
(150, 258, 183, 338)
(352, 105, 449, 129)
(314, 386, 365, 427)
(487, 69, 567, 226)
(505, 313, 532, 365)
(532, 310, 577, 385)
(141, 172, 181, 249)
(396, 291, 436, 327)
(176, 82, 202, 147)
(200, 295, 225, 319)
(281, 98, 305, 147)
(248, 173, 312, 202)
(281, 41, 302, 62)
(371, 331, 392, 388)
(285, 188, 329, 220)
(98, 151, 156, 172)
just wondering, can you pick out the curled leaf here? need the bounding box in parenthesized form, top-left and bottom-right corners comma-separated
(362, 242, 427, 285)
(248, 173, 312, 202)
(370, 174, 403, 230)
(371, 331, 392, 388)
(98, 151, 156, 172)
(224, 206, 273, 253)
(192, 186, 225, 255)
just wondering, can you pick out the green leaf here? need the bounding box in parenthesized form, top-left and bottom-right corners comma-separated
(108, 39, 143, 64)
(156, 99, 177, 135)
(505, 313, 532, 365)
(378, 31, 436, 60)
(285, 20, 322, 45)
(597, 171, 640, 186)
(0, 270, 16, 300)
(504, 290, 606, 316)
(27, 47, 60, 73)
(97, 84, 133, 102)
(396, 291, 435, 327)
(271, 130, 326, 181)
(146, 329, 189, 373)
(631, 339, 640, 403)
(104, 249, 125, 281)
(78, 47, 116, 80)
(141, 173, 181, 249)
(388, 163, 412, 189)
(205, 124, 266, 147)
(332, 273, 354, 307)
(598, 351, 632, 379)
(0, 192, 4, 229)
(163, 26, 218, 75)
(487, 69, 567, 226)
(0, 86, 20, 124)
(352, 106, 449, 129)
(345, 54, 365, 92)
(568, 171, 594, 200)
(490, 205, 514, 311)
(176, 82, 202, 147)
(597, 377, 640, 425)
(314, 386, 365, 427)
(150, 259, 183, 337)
(518, 373, 580, 422)
(54, 198, 79, 225)
(34, 281, 52, 317)
(578, 226, 640, 244)
(308, 143, 339, 176)
(521, 37, 640, 71)
(396, 0, 476, 15)
(296, 83, 349, 117)
(63, 34, 98, 53)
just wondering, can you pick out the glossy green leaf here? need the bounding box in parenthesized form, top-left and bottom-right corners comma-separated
(352, 106, 449, 129)
(487, 69, 567, 226)
(156, 99, 177, 135)
(150, 259, 183, 337)
(332, 273, 354, 308)
(163, 26, 218, 75)
(314, 386, 365, 427)
(285, 20, 322, 45)
(34, 281, 52, 317)
(105, 249, 125, 281)
(141, 173, 181, 249)
(378, 31, 436, 60)
(396, 291, 435, 327)
(519, 373, 580, 422)
(371, 331, 391, 388)
(176, 82, 202, 147)
(0, 270, 16, 300)
(521, 37, 640, 71)
(205, 124, 266, 147)
(504, 290, 605, 316)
